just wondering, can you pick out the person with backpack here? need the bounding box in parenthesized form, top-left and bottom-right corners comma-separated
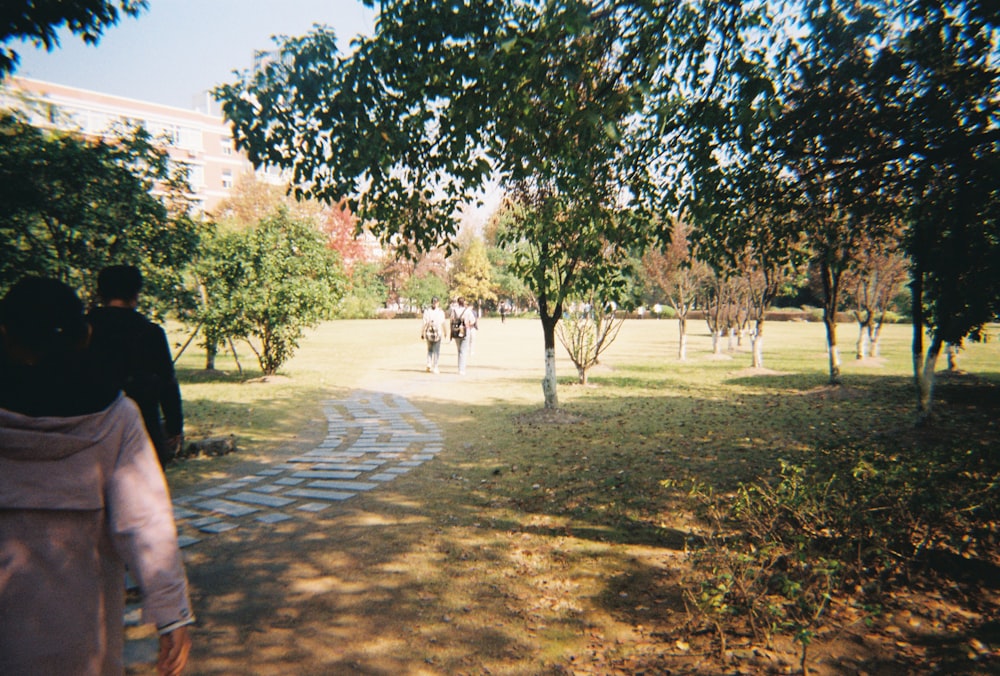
(87, 265, 184, 467)
(450, 296, 476, 376)
(421, 296, 446, 374)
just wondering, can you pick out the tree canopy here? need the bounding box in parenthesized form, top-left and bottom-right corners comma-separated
(195, 208, 345, 376)
(0, 111, 201, 312)
(217, 0, 756, 406)
(217, 0, 998, 415)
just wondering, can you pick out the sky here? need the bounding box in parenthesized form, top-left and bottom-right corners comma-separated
(12, 0, 378, 110)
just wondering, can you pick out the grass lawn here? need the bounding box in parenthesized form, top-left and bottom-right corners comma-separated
(164, 317, 1000, 675)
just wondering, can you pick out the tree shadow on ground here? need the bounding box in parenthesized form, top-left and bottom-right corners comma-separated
(176, 375, 999, 675)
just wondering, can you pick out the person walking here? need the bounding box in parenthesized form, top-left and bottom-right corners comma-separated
(421, 296, 446, 374)
(0, 277, 194, 676)
(450, 297, 476, 376)
(88, 265, 184, 466)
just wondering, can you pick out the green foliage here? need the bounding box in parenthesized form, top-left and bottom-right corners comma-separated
(683, 440, 1000, 664)
(0, 111, 202, 313)
(760, 1, 1000, 406)
(333, 263, 388, 319)
(402, 271, 448, 311)
(195, 209, 345, 374)
(0, 0, 148, 75)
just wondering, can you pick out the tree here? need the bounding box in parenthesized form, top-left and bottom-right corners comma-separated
(215, 1, 755, 408)
(0, 0, 147, 75)
(842, 231, 908, 359)
(319, 198, 370, 273)
(0, 111, 201, 310)
(450, 237, 495, 310)
(336, 261, 387, 319)
(483, 212, 536, 313)
(496, 185, 639, 407)
(642, 219, 711, 360)
(557, 292, 624, 385)
(212, 172, 321, 226)
(767, 1, 1000, 419)
(196, 208, 345, 376)
(807, 209, 867, 384)
(693, 182, 803, 369)
(402, 271, 448, 311)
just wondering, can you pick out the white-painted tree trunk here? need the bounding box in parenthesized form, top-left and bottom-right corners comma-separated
(856, 324, 869, 359)
(915, 335, 943, 422)
(751, 331, 763, 368)
(542, 346, 559, 409)
(678, 317, 688, 360)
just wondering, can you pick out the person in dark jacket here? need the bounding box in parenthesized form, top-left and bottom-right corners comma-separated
(88, 265, 184, 466)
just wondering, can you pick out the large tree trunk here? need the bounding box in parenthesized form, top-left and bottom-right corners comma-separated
(821, 261, 842, 383)
(678, 315, 688, 360)
(911, 269, 938, 423)
(823, 314, 842, 384)
(541, 314, 559, 409)
(916, 335, 943, 423)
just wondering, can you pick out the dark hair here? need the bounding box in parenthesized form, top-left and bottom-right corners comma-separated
(97, 264, 143, 302)
(0, 277, 118, 416)
(1, 277, 89, 356)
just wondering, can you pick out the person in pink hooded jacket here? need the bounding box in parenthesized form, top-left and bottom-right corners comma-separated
(0, 277, 194, 675)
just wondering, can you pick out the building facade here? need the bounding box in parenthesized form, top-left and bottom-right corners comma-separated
(0, 77, 261, 213)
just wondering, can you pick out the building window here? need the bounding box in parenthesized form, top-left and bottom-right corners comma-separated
(177, 126, 202, 151)
(221, 140, 233, 155)
(187, 164, 205, 188)
(221, 169, 233, 189)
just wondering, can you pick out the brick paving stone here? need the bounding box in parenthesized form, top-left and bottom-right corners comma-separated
(296, 502, 330, 513)
(307, 480, 379, 491)
(173, 506, 200, 520)
(368, 473, 398, 482)
(291, 470, 362, 480)
(228, 491, 296, 508)
(286, 488, 355, 501)
(189, 516, 222, 528)
(177, 535, 201, 548)
(311, 462, 382, 471)
(256, 512, 293, 524)
(195, 498, 259, 517)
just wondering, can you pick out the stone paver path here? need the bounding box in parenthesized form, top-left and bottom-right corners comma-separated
(170, 390, 442, 546)
(126, 390, 442, 669)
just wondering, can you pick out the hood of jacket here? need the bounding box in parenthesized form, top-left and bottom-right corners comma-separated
(0, 393, 130, 511)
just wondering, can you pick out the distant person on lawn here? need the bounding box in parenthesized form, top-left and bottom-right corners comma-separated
(88, 265, 184, 466)
(450, 297, 476, 376)
(421, 296, 447, 374)
(0, 277, 193, 676)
